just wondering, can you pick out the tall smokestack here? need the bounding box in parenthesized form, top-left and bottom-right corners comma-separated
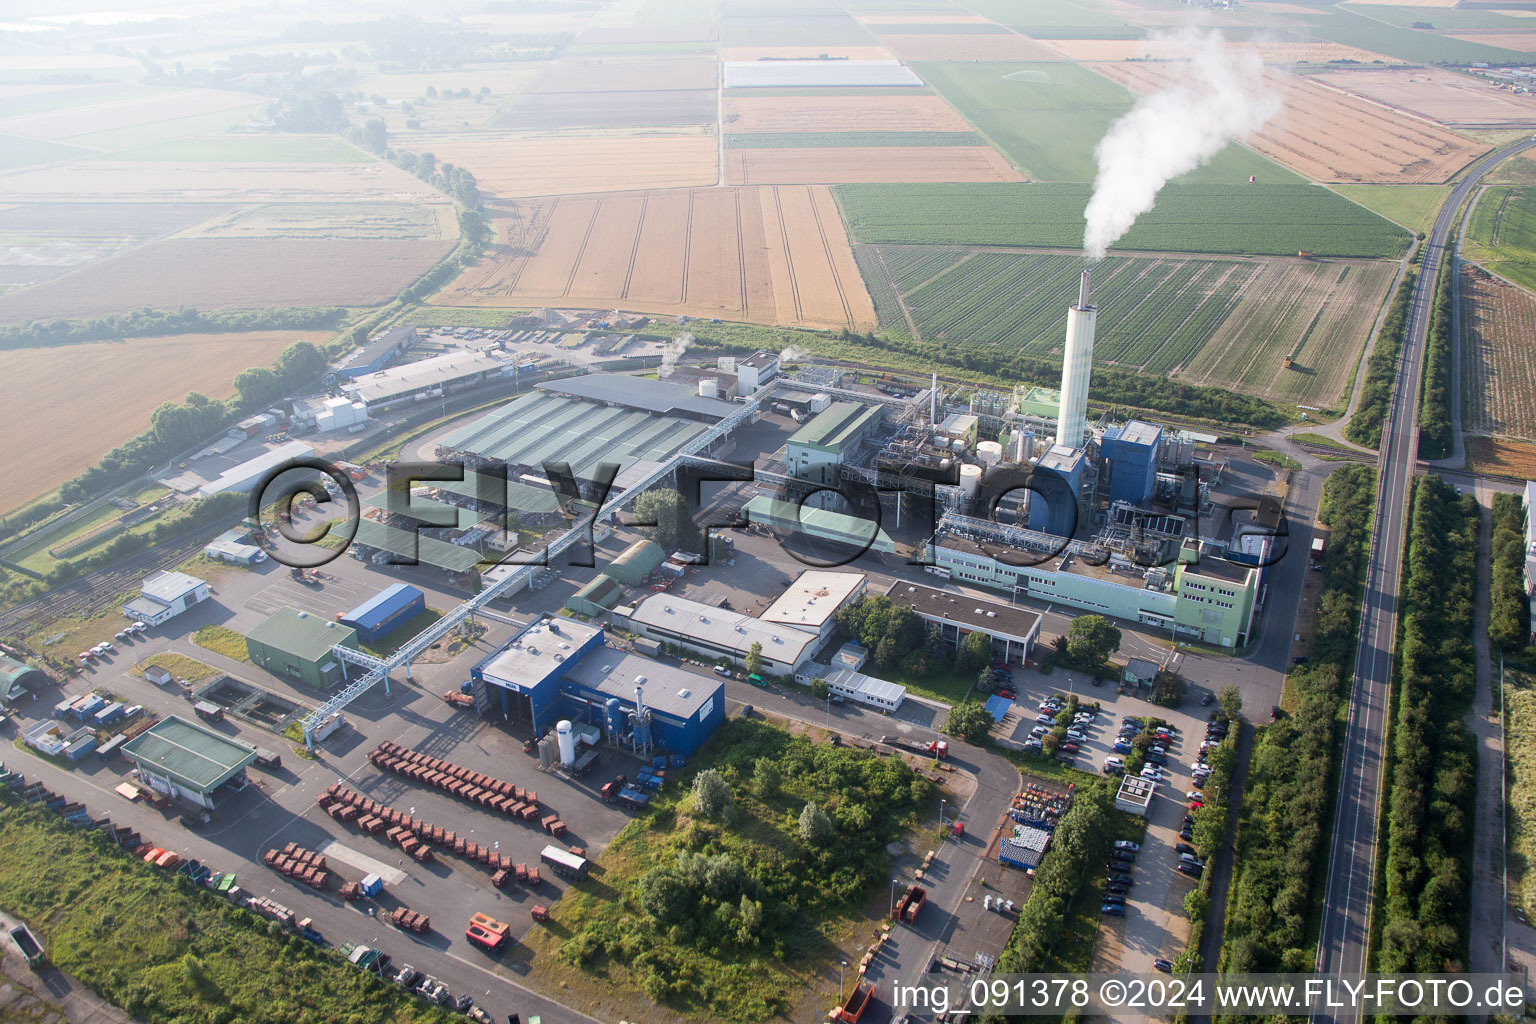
(931, 371, 938, 424)
(1057, 267, 1097, 450)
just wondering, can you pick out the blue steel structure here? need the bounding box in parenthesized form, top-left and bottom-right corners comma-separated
(339, 583, 425, 642)
(1099, 420, 1162, 506)
(1030, 445, 1085, 538)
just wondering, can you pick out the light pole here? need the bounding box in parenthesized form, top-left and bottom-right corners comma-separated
(889, 878, 900, 916)
(840, 959, 847, 1002)
(939, 798, 946, 828)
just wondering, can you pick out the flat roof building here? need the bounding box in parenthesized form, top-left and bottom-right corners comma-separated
(563, 651, 725, 756)
(1116, 775, 1155, 817)
(473, 616, 608, 731)
(884, 579, 1042, 663)
(625, 594, 819, 676)
(820, 666, 905, 712)
(337, 325, 419, 379)
(195, 441, 315, 499)
(246, 607, 360, 688)
(342, 349, 514, 409)
(123, 715, 258, 809)
(785, 401, 883, 486)
(536, 373, 736, 421)
(124, 570, 210, 626)
(760, 570, 867, 641)
(339, 583, 424, 643)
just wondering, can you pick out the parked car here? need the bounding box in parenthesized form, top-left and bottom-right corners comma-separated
(1111, 849, 1136, 862)
(1102, 895, 1126, 906)
(1186, 790, 1205, 802)
(1145, 753, 1168, 766)
(1177, 862, 1204, 879)
(713, 666, 731, 676)
(1182, 815, 1196, 828)
(1031, 726, 1050, 738)
(1036, 714, 1058, 725)
(1104, 757, 1125, 769)
(1106, 879, 1132, 893)
(1023, 739, 1042, 752)
(1113, 841, 1140, 852)
(1176, 843, 1197, 857)
(1180, 828, 1195, 843)
(1199, 692, 1214, 706)
(1113, 741, 1133, 754)
(1066, 728, 1086, 740)
(1188, 799, 1204, 811)
(1060, 741, 1080, 753)
(1101, 903, 1126, 916)
(1179, 853, 1204, 868)
(1154, 958, 1175, 973)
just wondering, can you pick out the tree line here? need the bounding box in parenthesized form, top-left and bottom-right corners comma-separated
(1377, 476, 1478, 972)
(0, 306, 345, 351)
(1221, 464, 1375, 972)
(1344, 268, 1417, 449)
(1491, 492, 1532, 655)
(1416, 262, 1455, 460)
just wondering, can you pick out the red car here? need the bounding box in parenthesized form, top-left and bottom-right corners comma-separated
(1059, 741, 1080, 753)
(1188, 799, 1204, 811)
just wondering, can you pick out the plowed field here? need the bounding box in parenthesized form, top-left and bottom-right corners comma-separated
(723, 94, 973, 133)
(1462, 264, 1536, 441)
(1308, 68, 1536, 127)
(724, 146, 1022, 184)
(434, 185, 875, 330)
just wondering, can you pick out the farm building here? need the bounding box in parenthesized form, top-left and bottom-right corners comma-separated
(341, 349, 517, 411)
(195, 441, 316, 498)
(0, 654, 49, 705)
(566, 575, 625, 618)
(883, 580, 1041, 663)
(245, 608, 360, 688)
(622, 594, 819, 676)
(742, 496, 896, 556)
(606, 539, 665, 586)
(784, 402, 884, 487)
(122, 715, 258, 810)
(759, 570, 867, 642)
(123, 570, 210, 626)
(337, 325, 420, 379)
(338, 584, 425, 643)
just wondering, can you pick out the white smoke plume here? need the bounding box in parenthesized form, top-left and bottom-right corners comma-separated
(779, 345, 811, 364)
(1083, 29, 1281, 261)
(660, 333, 694, 375)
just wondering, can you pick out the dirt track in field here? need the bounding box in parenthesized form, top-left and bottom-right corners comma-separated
(434, 185, 875, 330)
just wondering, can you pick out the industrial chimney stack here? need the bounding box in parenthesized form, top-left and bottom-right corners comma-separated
(1056, 268, 1097, 450)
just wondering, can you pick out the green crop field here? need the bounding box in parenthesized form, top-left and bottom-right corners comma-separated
(1467, 186, 1536, 293)
(835, 183, 1412, 258)
(915, 61, 1299, 184)
(856, 245, 1395, 405)
(0, 133, 91, 171)
(1295, 6, 1532, 63)
(1337, 4, 1524, 30)
(1332, 184, 1450, 235)
(723, 131, 983, 148)
(963, 0, 1127, 29)
(111, 135, 370, 162)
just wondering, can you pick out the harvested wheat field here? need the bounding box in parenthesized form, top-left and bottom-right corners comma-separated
(1467, 436, 1536, 480)
(725, 146, 1022, 184)
(723, 46, 894, 61)
(0, 331, 328, 514)
(1462, 264, 1536, 441)
(880, 34, 1063, 61)
(530, 58, 718, 93)
(724, 94, 973, 133)
(1309, 69, 1536, 127)
(0, 161, 444, 203)
(0, 238, 452, 323)
(0, 86, 262, 141)
(411, 134, 717, 198)
(1094, 63, 1488, 183)
(1451, 32, 1536, 52)
(1044, 38, 1389, 63)
(435, 185, 875, 330)
(1178, 257, 1398, 406)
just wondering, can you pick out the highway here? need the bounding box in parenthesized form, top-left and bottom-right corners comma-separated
(1314, 139, 1536, 984)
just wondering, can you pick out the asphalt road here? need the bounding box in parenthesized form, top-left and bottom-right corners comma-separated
(1314, 139, 1536, 985)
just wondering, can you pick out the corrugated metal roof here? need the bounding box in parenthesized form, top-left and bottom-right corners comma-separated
(743, 496, 896, 554)
(612, 539, 664, 569)
(427, 470, 563, 515)
(352, 519, 485, 573)
(364, 492, 492, 530)
(536, 373, 736, 419)
(342, 350, 511, 404)
(629, 595, 817, 663)
(122, 715, 257, 792)
(341, 583, 423, 632)
(787, 402, 881, 452)
(247, 607, 359, 661)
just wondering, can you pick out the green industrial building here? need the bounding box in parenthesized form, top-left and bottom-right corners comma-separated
(784, 402, 883, 486)
(566, 574, 626, 617)
(744, 496, 896, 555)
(606, 538, 664, 585)
(0, 654, 48, 705)
(246, 607, 360, 688)
(122, 715, 258, 810)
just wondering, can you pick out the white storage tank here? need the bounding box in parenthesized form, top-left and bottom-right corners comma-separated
(556, 720, 576, 767)
(698, 378, 719, 399)
(959, 463, 982, 496)
(976, 440, 1004, 467)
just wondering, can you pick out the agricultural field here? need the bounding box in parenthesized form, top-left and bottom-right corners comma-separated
(0, 85, 263, 141)
(530, 56, 719, 93)
(0, 202, 231, 291)
(1307, 69, 1536, 127)
(1041, 38, 1391, 62)
(349, 68, 544, 102)
(407, 133, 717, 198)
(1331, 184, 1452, 234)
(1461, 265, 1536, 442)
(434, 185, 875, 330)
(0, 331, 328, 515)
(835, 183, 1412, 258)
(109, 135, 370, 163)
(0, 237, 453, 323)
(1092, 63, 1487, 184)
(721, 11, 877, 47)
(724, 145, 1022, 184)
(723, 60, 924, 88)
(916, 61, 1297, 183)
(857, 246, 1393, 405)
(722, 45, 895, 61)
(722, 94, 973, 133)
(0, 161, 445, 203)
(876, 32, 1061, 61)
(492, 89, 717, 130)
(725, 132, 982, 148)
(1466, 186, 1536, 294)
(1466, 435, 1536, 481)
(172, 202, 459, 241)
(0, 133, 89, 171)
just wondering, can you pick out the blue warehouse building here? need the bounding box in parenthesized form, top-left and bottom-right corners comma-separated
(339, 583, 425, 642)
(336, 326, 419, 379)
(470, 616, 724, 756)
(1100, 420, 1162, 506)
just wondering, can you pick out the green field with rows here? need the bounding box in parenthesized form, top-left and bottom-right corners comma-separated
(1467, 186, 1536, 294)
(723, 131, 983, 148)
(915, 61, 1299, 184)
(835, 183, 1412, 258)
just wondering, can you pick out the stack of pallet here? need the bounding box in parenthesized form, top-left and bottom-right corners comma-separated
(369, 742, 543, 822)
(388, 906, 431, 933)
(316, 785, 435, 864)
(262, 843, 329, 889)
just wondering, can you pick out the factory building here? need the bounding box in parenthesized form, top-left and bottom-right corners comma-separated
(605, 539, 665, 586)
(339, 584, 425, 643)
(1030, 444, 1086, 538)
(759, 570, 868, 643)
(123, 715, 258, 810)
(743, 496, 897, 556)
(470, 616, 724, 756)
(883, 580, 1042, 663)
(194, 441, 315, 498)
(337, 325, 420, 379)
(204, 527, 266, 566)
(622, 594, 819, 675)
(657, 364, 739, 401)
(342, 349, 519, 411)
(1099, 420, 1162, 506)
(536, 373, 738, 423)
(124, 571, 210, 626)
(566, 575, 625, 618)
(735, 350, 780, 394)
(246, 608, 360, 687)
(784, 401, 884, 487)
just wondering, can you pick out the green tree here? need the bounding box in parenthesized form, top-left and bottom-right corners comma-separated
(1066, 615, 1121, 670)
(691, 769, 732, 820)
(233, 366, 283, 408)
(751, 758, 780, 800)
(1218, 684, 1243, 722)
(276, 340, 327, 388)
(958, 628, 992, 673)
(944, 701, 992, 744)
(745, 641, 764, 678)
(974, 665, 994, 694)
(634, 487, 702, 554)
(361, 117, 387, 154)
(797, 801, 833, 845)
(809, 677, 829, 700)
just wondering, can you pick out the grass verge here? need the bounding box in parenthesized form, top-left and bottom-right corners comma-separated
(191, 625, 248, 663)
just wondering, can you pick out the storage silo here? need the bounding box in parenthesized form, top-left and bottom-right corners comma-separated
(556, 720, 576, 767)
(698, 378, 719, 399)
(959, 463, 982, 497)
(976, 440, 1003, 467)
(605, 698, 626, 741)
